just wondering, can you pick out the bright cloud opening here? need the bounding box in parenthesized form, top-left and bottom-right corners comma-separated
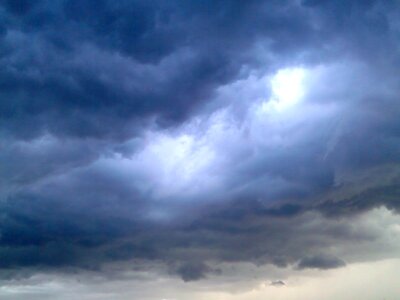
(267, 67, 307, 112)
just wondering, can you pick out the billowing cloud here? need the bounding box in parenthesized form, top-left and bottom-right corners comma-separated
(1, 0, 400, 298)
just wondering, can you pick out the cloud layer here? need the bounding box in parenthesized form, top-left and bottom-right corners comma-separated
(1, 0, 400, 289)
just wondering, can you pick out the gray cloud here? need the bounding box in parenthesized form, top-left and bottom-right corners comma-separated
(1, 0, 400, 285)
(2, 0, 398, 140)
(173, 262, 216, 282)
(270, 280, 286, 286)
(296, 254, 346, 270)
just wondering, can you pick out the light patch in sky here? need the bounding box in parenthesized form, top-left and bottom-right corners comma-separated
(271, 68, 306, 108)
(141, 133, 216, 198)
(261, 67, 307, 113)
(104, 131, 216, 202)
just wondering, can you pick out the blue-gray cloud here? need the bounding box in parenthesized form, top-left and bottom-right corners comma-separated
(1, 0, 400, 283)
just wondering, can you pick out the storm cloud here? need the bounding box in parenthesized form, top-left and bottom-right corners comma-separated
(1, 0, 400, 294)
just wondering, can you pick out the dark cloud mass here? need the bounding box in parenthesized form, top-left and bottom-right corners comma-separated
(0, 0, 400, 285)
(297, 254, 346, 270)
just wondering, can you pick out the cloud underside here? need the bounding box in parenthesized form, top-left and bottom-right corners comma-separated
(1, 0, 400, 283)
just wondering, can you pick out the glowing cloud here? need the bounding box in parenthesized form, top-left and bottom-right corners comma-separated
(270, 67, 307, 111)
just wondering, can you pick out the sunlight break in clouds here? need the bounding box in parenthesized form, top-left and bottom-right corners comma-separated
(264, 68, 307, 112)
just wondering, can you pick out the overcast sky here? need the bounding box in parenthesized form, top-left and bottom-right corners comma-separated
(1, 0, 400, 299)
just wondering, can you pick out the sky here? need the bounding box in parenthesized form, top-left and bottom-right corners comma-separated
(1, 0, 400, 299)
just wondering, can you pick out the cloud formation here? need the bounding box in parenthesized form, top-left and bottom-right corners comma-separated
(297, 254, 346, 270)
(1, 0, 400, 289)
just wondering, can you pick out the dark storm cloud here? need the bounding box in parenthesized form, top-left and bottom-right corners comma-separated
(173, 262, 215, 282)
(0, 194, 345, 278)
(3, 0, 396, 139)
(1, 0, 400, 283)
(0, 0, 310, 139)
(316, 184, 400, 216)
(0, 176, 395, 281)
(296, 254, 346, 270)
